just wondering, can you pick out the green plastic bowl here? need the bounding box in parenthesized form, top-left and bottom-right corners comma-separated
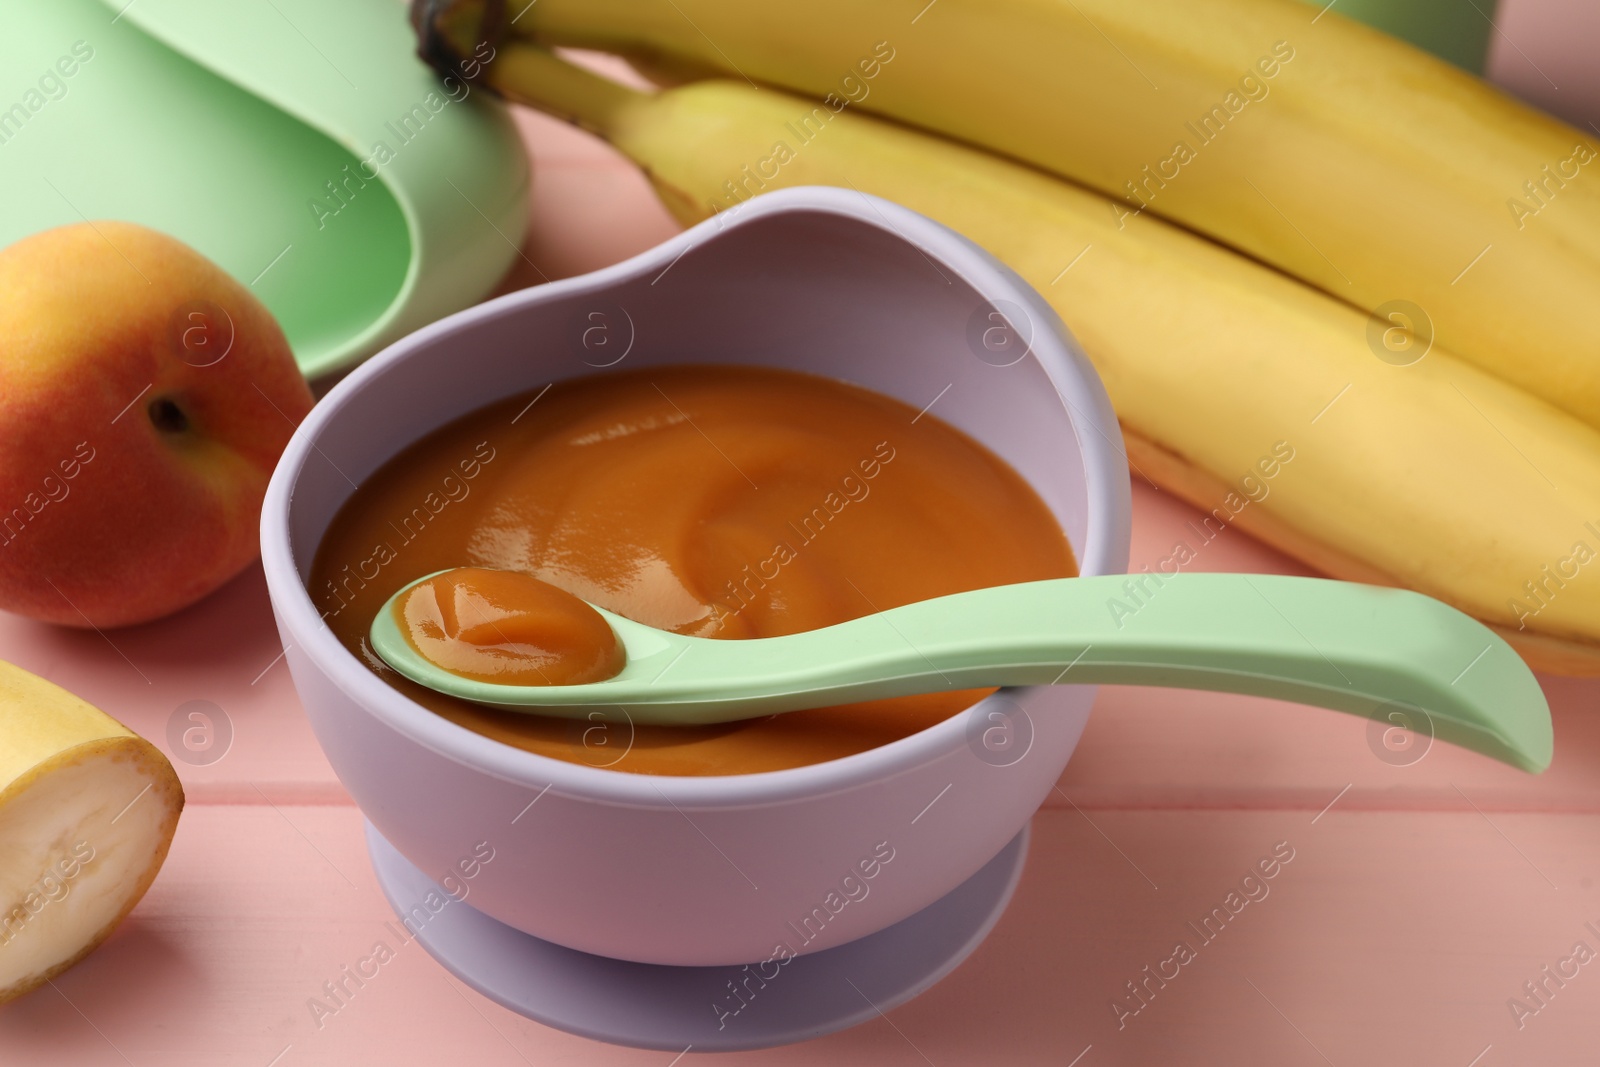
(1311, 0, 1499, 73)
(0, 0, 528, 378)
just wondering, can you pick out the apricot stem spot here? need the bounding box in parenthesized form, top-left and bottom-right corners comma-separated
(147, 397, 188, 434)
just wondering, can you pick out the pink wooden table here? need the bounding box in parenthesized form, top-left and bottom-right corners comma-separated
(4, 59, 1600, 1067)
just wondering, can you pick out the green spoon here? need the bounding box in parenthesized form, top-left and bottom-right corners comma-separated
(370, 572, 1552, 772)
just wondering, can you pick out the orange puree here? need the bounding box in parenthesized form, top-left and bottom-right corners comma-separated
(396, 568, 625, 686)
(310, 365, 1074, 776)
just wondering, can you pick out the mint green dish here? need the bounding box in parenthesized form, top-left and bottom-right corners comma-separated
(372, 571, 1552, 773)
(0, 0, 527, 378)
(1307, 0, 1499, 73)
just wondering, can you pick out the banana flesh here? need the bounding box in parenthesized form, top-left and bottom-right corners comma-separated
(0, 662, 184, 1003)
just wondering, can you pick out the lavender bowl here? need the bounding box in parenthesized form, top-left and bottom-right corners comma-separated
(260, 186, 1131, 966)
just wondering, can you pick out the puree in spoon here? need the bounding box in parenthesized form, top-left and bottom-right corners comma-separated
(309, 365, 1075, 776)
(396, 567, 626, 686)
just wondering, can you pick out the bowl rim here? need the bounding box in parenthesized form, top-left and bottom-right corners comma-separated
(260, 185, 1132, 809)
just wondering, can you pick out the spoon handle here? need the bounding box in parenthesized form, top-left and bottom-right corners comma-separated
(735, 574, 1549, 771)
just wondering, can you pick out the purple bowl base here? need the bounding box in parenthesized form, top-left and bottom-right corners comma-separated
(364, 819, 1029, 1052)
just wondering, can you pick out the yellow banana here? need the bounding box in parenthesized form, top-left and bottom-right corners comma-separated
(0, 662, 183, 1003)
(476, 46, 1600, 672)
(476, 0, 1600, 433)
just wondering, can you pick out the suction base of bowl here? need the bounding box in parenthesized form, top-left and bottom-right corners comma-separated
(364, 819, 1030, 1052)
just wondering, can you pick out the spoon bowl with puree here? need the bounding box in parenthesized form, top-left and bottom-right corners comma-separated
(372, 566, 1552, 773)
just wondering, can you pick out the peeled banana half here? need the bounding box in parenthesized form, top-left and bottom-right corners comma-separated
(0, 662, 183, 1003)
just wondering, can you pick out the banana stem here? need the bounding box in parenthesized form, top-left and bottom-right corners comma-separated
(489, 43, 643, 138)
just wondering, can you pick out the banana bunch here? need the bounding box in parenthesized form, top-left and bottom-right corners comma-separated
(412, 7, 1600, 674)
(441, 0, 1600, 434)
